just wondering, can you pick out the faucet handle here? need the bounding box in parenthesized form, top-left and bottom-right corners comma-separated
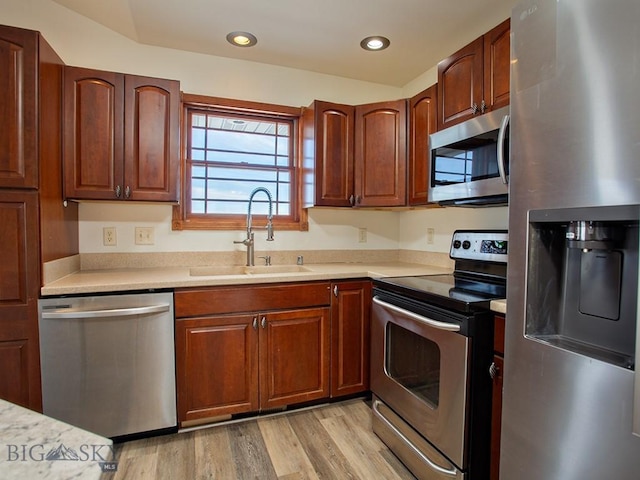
(258, 255, 271, 266)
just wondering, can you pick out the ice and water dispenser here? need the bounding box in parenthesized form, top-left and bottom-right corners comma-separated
(525, 205, 639, 368)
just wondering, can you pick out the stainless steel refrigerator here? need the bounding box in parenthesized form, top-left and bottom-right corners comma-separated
(503, 0, 640, 478)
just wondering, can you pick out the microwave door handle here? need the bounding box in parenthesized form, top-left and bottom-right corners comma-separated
(373, 296, 461, 332)
(497, 114, 510, 184)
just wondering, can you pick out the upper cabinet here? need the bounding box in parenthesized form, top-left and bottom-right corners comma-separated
(437, 19, 510, 130)
(63, 67, 180, 202)
(0, 28, 38, 188)
(303, 99, 407, 208)
(354, 100, 407, 207)
(302, 101, 355, 207)
(408, 85, 438, 205)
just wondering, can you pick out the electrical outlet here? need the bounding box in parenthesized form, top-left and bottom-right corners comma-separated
(358, 227, 367, 243)
(135, 227, 155, 245)
(103, 227, 117, 246)
(427, 228, 435, 244)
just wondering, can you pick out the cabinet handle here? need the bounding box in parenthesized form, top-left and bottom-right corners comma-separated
(480, 100, 487, 113)
(261, 317, 266, 329)
(124, 186, 131, 199)
(356, 195, 361, 205)
(489, 361, 500, 379)
(115, 185, 122, 198)
(349, 194, 355, 206)
(252, 317, 258, 330)
(471, 103, 478, 114)
(333, 285, 338, 297)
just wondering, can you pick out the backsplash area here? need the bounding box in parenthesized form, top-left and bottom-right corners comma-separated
(78, 203, 508, 256)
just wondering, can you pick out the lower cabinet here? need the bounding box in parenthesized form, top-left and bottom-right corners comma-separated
(330, 280, 371, 397)
(175, 282, 331, 426)
(0, 191, 41, 410)
(176, 314, 259, 421)
(490, 313, 506, 480)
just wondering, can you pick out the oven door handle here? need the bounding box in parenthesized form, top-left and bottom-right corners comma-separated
(373, 296, 461, 332)
(372, 399, 461, 478)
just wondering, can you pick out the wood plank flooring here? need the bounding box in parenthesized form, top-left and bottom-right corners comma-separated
(104, 399, 416, 479)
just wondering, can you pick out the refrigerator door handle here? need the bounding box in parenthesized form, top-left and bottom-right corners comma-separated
(634, 266, 640, 437)
(497, 114, 510, 184)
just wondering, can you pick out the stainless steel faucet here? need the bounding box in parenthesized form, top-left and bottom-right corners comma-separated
(234, 187, 274, 266)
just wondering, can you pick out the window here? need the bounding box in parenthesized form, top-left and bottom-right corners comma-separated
(172, 95, 308, 231)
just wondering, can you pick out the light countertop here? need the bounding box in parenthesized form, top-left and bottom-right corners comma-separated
(0, 399, 113, 479)
(490, 299, 507, 314)
(41, 261, 507, 314)
(41, 261, 453, 296)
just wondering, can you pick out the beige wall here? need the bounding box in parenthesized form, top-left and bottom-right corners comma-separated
(2, 0, 509, 256)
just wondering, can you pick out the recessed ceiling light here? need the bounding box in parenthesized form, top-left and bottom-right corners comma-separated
(226, 31, 258, 47)
(360, 36, 390, 51)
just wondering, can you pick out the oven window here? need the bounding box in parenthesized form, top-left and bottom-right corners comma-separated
(386, 323, 440, 408)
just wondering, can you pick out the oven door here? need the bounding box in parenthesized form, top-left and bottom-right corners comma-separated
(371, 294, 471, 471)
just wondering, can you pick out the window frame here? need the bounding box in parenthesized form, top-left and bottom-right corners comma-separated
(172, 94, 308, 231)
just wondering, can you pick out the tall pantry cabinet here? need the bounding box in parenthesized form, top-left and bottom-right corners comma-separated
(0, 25, 79, 411)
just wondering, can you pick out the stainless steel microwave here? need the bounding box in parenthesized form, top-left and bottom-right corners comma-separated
(429, 106, 510, 206)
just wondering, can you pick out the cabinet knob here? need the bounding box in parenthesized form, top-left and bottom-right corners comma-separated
(115, 185, 122, 198)
(489, 361, 500, 379)
(124, 186, 131, 199)
(261, 317, 266, 329)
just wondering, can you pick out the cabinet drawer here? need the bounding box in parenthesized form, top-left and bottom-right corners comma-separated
(175, 282, 332, 318)
(494, 314, 505, 355)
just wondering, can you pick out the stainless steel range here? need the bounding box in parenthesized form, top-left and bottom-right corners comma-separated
(371, 230, 507, 480)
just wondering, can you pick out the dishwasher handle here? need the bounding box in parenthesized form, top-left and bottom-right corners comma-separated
(41, 303, 171, 319)
(373, 296, 461, 332)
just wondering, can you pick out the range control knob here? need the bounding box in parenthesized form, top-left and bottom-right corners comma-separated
(452, 240, 462, 249)
(462, 240, 471, 249)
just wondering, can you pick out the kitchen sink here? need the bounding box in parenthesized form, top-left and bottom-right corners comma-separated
(189, 265, 311, 276)
(189, 265, 248, 276)
(245, 265, 311, 274)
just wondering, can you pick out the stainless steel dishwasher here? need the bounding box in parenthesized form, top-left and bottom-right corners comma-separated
(38, 291, 177, 439)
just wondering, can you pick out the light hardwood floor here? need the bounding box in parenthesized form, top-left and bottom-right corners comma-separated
(104, 399, 416, 479)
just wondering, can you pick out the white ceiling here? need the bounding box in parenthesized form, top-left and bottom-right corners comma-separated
(51, 0, 516, 87)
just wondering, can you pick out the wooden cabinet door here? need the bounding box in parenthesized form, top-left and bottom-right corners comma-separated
(484, 19, 511, 113)
(0, 191, 41, 409)
(176, 314, 258, 424)
(63, 67, 124, 200)
(304, 101, 355, 207)
(437, 37, 484, 130)
(330, 281, 371, 397)
(0, 27, 38, 188)
(408, 85, 438, 205)
(259, 307, 330, 409)
(124, 75, 180, 202)
(354, 100, 407, 207)
(64, 69, 179, 202)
